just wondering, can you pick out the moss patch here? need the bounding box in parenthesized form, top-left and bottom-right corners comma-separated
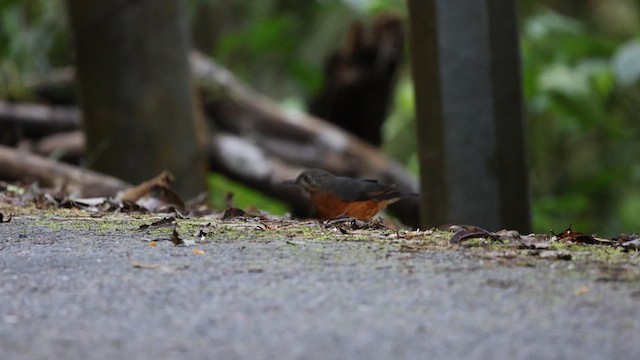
(2, 203, 638, 277)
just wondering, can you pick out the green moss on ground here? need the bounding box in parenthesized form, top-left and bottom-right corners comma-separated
(1, 202, 638, 273)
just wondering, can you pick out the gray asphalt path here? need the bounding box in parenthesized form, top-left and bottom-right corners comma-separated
(1, 215, 639, 360)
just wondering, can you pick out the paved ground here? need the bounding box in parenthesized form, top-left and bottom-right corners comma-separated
(1, 213, 639, 360)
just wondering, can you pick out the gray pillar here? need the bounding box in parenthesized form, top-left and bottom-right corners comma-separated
(408, 0, 530, 231)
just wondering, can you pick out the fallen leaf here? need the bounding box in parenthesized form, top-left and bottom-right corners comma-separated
(192, 248, 205, 255)
(139, 217, 176, 231)
(35, 193, 59, 209)
(65, 197, 108, 212)
(450, 225, 497, 244)
(136, 185, 185, 213)
(117, 171, 174, 202)
(222, 207, 248, 219)
(117, 200, 148, 213)
(149, 241, 157, 247)
(621, 238, 640, 251)
(0, 212, 12, 223)
(116, 171, 185, 212)
(612, 233, 640, 243)
(553, 227, 600, 244)
(169, 228, 184, 246)
(615, 234, 640, 250)
(185, 191, 212, 215)
(194, 222, 213, 240)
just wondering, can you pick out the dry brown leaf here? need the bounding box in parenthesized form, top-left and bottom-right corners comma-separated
(450, 225, 497, 244)
(0, 212, 12, 223)
(139, 217, 176, 231)
(116, 171, 185, 212)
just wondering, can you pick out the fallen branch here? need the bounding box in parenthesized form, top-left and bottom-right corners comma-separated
(25, 131, 325, 218)
(0, 100, 80, 134)
(35, 131, 84, 160)
(0, 144, 130, 197)
(191, 52, 417, 188)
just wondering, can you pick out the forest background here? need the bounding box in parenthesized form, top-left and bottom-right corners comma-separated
(2, 0, 640, 236)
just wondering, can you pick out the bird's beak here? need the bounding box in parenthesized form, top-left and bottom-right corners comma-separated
(281, 179, 298, 186)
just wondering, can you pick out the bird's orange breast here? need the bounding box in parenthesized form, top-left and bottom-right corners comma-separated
(309, 192, 393, 221)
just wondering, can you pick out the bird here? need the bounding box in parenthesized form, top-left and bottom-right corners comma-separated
(283, 168, 402, 221)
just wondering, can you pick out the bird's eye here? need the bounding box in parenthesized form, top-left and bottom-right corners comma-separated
(301, 175, 315, 188)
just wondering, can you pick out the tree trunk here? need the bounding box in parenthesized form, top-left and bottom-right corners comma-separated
(65, 0, 207, 198)
(309, 13, 404, 146)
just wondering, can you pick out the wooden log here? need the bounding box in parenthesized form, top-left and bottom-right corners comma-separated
(191, 52, 417, 188)
(0, 144, 130, 197)
(0, 100, 80, 135)
(35, 131, 85, 161)
(24, 67, 76, 105)
(207, 134, 311, 216)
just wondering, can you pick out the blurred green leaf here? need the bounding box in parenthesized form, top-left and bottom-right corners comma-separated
(207, 173, 288, 215)
(611, 40, 640, 87)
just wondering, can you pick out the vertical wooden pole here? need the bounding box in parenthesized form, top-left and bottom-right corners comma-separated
(487, 0, 531, 231)
(407, 0, 530, 231)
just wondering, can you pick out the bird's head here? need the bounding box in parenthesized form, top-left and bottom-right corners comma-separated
(283, 169, 335, 193)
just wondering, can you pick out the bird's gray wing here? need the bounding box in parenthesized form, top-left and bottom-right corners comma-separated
(333, 177, 401, 202)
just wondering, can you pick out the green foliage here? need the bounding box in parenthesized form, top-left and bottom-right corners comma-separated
(522, 7, 640, 235)
(207, 173, 288, 215)
(382, 74, 419, 175)
(0, 0, 70, 98)
(189, 0, 405, 100)
(215, 11, 323, 95)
